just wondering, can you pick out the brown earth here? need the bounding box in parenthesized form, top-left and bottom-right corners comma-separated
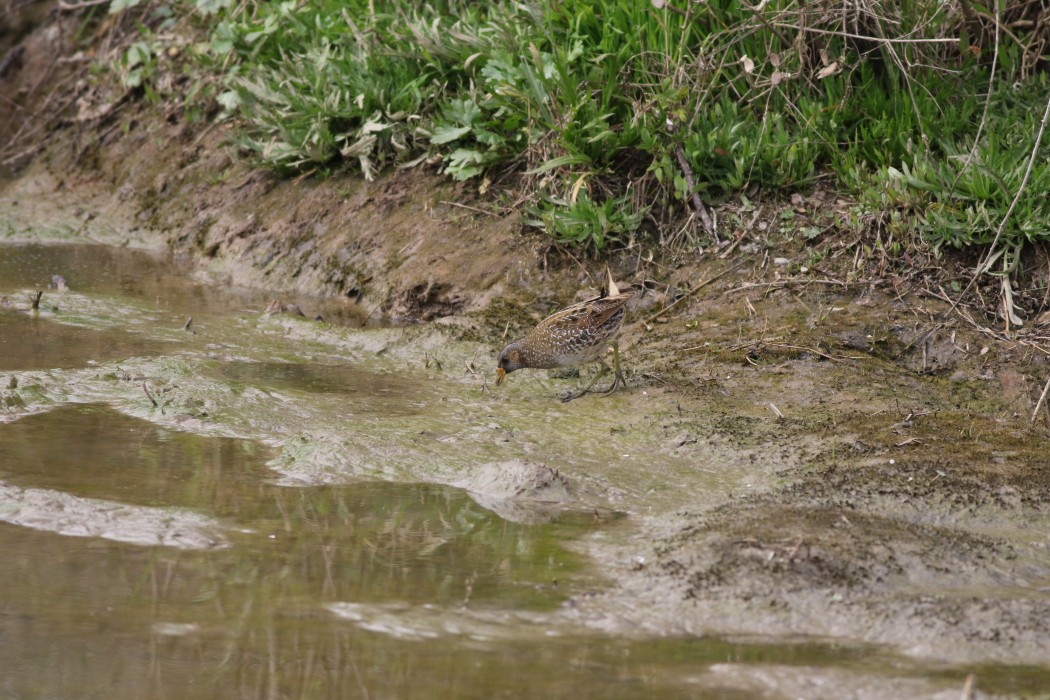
(5, 1, 1050, 686)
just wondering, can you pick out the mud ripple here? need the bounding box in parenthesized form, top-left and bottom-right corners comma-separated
(0, 480, 227, 549)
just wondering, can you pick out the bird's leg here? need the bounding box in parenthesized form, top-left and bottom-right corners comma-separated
(597, 340, 625, 394)
(561, 342, 625, 402)
(560, 361, 610, 402)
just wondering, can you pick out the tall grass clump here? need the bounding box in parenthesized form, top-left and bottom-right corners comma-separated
(112, 0, 1050, 259)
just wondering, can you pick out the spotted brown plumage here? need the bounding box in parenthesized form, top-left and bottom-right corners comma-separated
(496, 269, 633, 401)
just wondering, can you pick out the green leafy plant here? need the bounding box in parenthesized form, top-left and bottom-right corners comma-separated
(116, 41, 157, 91)
(98, 0, 1050, 256)
(527, 192, 647, 251)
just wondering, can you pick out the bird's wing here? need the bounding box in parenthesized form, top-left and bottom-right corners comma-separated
(539, 292, 631, 332)
(586, 292, 632, 327)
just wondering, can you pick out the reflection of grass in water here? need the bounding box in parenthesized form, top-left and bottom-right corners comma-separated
(2, 404, 587, 647)
(160, 482, 1050, 699)
(113, 482, 595, 695)
(6, 419, 1048, 697)
(210, 483, 585, 607)
(137, 582, 1050, 700)
(0, 309, 173, 372)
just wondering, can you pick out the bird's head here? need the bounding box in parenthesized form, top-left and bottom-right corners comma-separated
(495, 343, 525, 386)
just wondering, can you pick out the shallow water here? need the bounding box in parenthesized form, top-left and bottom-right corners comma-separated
(0, 309, 172, 370)
(0, 241, 368, 323)
(1, 241, 1046, 698)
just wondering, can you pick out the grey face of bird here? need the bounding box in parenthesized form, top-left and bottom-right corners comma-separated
(495, 344, 524, 385)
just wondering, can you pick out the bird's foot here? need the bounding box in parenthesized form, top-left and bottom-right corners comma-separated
(560, 387, 588, 403)
(561, 378, 625, 402)
(560, 364, 622, 402)
(596, 372, 625, 395)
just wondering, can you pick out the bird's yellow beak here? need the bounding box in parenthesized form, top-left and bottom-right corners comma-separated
(495, 367, 506, 386)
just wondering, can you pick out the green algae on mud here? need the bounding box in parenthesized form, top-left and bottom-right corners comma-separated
(3, 232, 1050, 695)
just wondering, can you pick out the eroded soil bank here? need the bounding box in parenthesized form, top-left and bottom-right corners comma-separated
(3, 6, 1050, 698)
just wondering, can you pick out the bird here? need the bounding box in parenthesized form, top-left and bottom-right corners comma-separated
(495, 268, 633, 402)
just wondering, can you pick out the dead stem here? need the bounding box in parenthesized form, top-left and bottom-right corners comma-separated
(1032, 375, 1050, 424)
(642, 261, 746, 326)
(723, 278, 883, 296)
(57, 0, 111, 10)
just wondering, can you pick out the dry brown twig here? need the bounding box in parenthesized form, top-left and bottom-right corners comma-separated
(1033, 375, 1050, 424)
(727, 335, 784, 353)
(57, 0, 111, 10)
(723, 335, 861, 363)
(142, 382, 158, 407)
(770, 23, 958, 45)
(724, 277, 883, 295)
(960, 673, 976, 700)
(764, 342, 862, 363)
(642, 260, 746, 326)
(666, 116, 716, 238)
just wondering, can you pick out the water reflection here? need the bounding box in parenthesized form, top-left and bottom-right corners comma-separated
(0, 405, 630, 699)
(0, 405, 582, 602)
(219, 361, 416, 397)
(0, 242, 367, 324)
(0, 311, 171, 371)
(0, 404, 269, 509)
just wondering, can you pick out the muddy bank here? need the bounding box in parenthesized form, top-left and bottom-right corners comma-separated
(3, 241, 1050, 679)
(2, 144, 535, 320)
(3, 4, 1050, 691)
(567, 289, 1050, 667)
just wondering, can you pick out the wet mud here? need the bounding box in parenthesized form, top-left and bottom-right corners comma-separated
(1, 240, 1049, 697)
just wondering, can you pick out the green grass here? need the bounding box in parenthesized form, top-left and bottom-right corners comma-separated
(110, 0, 1050, 259)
